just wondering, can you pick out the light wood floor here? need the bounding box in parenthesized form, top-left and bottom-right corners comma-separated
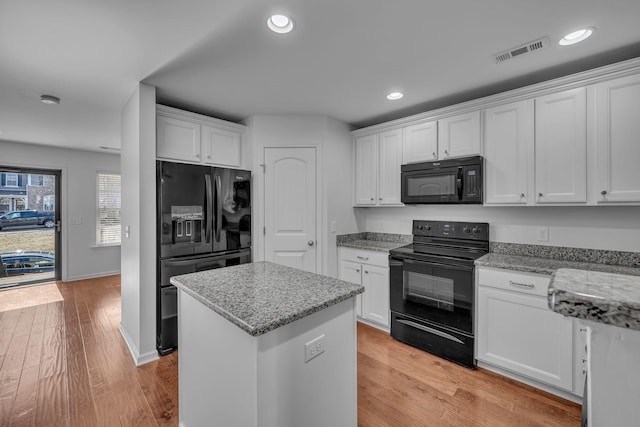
(0, 276, 581, 426)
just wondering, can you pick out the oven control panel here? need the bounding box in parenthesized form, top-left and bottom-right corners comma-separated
(413, 220, 489, 241)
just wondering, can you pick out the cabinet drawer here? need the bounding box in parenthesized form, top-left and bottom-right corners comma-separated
(338, 248, 388, 267)
(477, 268, 550, 297)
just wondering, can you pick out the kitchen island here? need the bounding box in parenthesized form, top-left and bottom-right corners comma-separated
(549, 268, 640, 427)
(170, 261, 364, 427)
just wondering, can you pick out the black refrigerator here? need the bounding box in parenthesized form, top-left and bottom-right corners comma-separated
(156, 160, 251, 355)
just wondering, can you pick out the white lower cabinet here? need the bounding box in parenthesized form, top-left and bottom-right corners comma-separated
(338, 248, 389, 329)
(477, 268, 578, 396)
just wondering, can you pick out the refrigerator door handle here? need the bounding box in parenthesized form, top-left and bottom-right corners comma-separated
(205, 174, 212, 243)
(215, 175, 222, 242)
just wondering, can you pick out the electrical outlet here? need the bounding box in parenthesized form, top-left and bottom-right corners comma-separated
(330, 221, 337, 233)
(304, 334, 325, 362)
(536, 227, 549, 242)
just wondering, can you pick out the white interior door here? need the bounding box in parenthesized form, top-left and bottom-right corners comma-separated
(264, 147, 317, 273)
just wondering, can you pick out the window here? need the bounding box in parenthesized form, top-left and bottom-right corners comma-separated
(29, 174, 44, 186)
(5, 173, 18, 187)
(43, 195, 55, 212)
(96, 172, 121, 245)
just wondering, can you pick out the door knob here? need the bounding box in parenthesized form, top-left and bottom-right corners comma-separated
(307, 240, 315, 246)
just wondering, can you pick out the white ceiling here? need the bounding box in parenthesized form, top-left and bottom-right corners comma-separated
(2, 0, 640, 152)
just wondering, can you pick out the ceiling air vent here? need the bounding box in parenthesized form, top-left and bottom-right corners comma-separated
(493, 37, 549, 63)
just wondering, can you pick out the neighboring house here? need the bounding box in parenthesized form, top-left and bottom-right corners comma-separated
(0, 173, 55, 215)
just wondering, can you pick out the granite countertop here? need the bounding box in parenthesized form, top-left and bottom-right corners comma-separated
(337, 232, 412, 252)
(475, 242, 640, 276)
(475, 242, 640, 330)
(475, 253, 640, 277)
(548, 268, 640, 331)
(170, 261, 364, 337)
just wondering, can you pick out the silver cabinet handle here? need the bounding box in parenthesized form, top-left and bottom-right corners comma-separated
(307, 240, 315, 246)
(601, 190, 607, 196)
(444, 149, 449, 155)
(520, 193, 525, 198)
(356, 256, 369, 261)
(356, 269, 360, 273)
(364, 270, 369, 274)
(207, 155, 211, 159)
(370, 197, 374, 201)
(538, 192, 543, 197)
(432, 152, 436, 158)
(195, 153, 200, 158)
(509, 280, 535, 289)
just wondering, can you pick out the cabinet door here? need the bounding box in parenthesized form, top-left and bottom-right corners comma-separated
(403, 121, 438, 163)
(535, 88, 587, 204)
(157, 115, 201, 162)
(483, 100, 534, 205)
(477, 286, 573, 390)
(201, 126, 241, 167)
(361, 265, 389, 327)
(438, 111, 481, 159)
(595, 74, 640, 203)
(378, 129, 403, 205)
(339, 259, 363, 316)
(354, 135, 378, 206)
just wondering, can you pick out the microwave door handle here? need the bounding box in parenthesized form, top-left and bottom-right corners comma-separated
(205, 174, 212, 243)
(456, 167, 463, 200)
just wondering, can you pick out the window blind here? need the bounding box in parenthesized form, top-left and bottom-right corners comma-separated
(96, 173, 121, 245)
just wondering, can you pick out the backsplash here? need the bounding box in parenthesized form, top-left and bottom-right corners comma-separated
(490, 242, 640, 268)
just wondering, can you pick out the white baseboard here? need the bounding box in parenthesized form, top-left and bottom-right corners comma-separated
(64, 270, 121, 282)
(119, 324, 159, 366)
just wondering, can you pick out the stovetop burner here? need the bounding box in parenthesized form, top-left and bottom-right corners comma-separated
(390, 220, 490, 261)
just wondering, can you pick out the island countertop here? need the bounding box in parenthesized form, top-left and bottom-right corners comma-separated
(170, 261, 364, 337)
(548, 268, 640, 331)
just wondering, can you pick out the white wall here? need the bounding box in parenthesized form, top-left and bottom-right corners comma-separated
(244, 115, 357, 278)
(322, 117, 358, 276)
(0, 140, 121, 280)
(120, 83, 158, 365)
(358, 205, 640, 252)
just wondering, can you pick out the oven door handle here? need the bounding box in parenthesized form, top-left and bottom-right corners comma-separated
(402, 258, 473, 272)
(397, 319, 464, 344)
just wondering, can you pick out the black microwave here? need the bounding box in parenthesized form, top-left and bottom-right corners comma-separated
(401, 156, 483, 204)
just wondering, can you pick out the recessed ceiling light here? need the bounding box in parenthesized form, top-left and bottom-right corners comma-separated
(267, 14, 294, 34)
(559, 27, 595, 46)
(40, 95, 60, 105)
(386, 92, 404, 101)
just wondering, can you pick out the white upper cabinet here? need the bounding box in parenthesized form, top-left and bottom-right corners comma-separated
(534, 88, 587, 204)
(402, 121, 438, 163)
(438, 111, 481, 159)
(594, 74, 640, 204)
(353, 130, 403, 206)
(483, 100, 534, 205)
(157, 115, 201, 163)
(354, 135, 378, 206)
(156, 105, 245, 168)
(201, 125, 241, 167)
(378, 129, 403, 205)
